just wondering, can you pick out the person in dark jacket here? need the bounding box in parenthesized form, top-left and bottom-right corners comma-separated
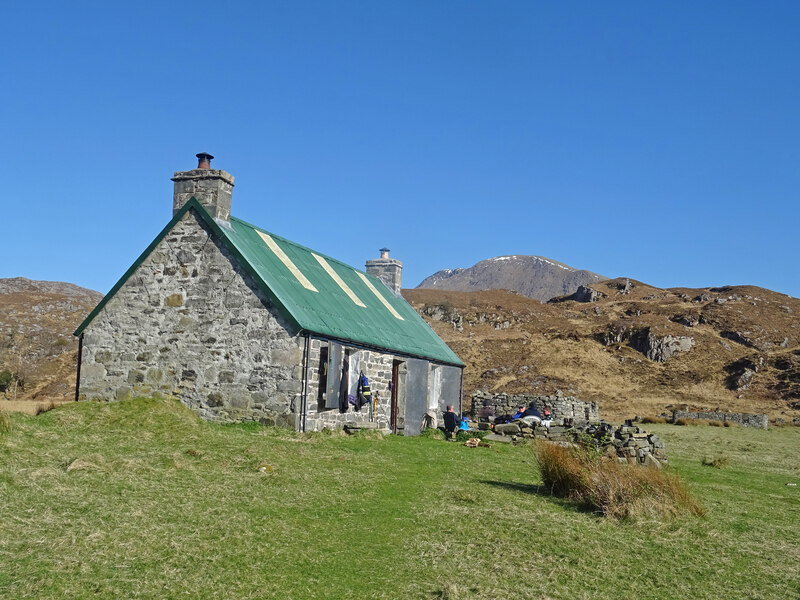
(443, 405, 459, 439)
(523, 403, 542, 419)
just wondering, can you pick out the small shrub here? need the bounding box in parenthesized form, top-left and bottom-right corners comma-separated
(674, 418, 689, 426)
(702, 455, 730, 469)
(0, 370, 13, 392)
(723, 421, 738, 428)
(707, 420, 723, 427)
(534, 440, 704, 520)
(640, 416, 667, 424)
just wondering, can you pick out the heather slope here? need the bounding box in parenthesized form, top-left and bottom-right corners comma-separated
(0, 278, 102, 403)
(405, 279, 800, 420)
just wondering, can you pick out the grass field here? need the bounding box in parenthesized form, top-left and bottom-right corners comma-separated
(1, 399, 798, 599)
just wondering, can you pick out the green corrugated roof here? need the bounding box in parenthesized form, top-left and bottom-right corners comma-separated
(75, 199, 463, 367)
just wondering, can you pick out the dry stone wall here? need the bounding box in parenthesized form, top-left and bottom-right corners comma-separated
(484, 421, 667, 466)
(672, 410, 768, 429)
(471, 391, 599, 423)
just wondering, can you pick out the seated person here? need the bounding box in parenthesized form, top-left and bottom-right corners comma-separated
(540, 408, 553, 428)
(443, 405, 459, 439)
(511, 406, 526, 420)
(520, 403, 543, 425)
(458, 417, 471, 431)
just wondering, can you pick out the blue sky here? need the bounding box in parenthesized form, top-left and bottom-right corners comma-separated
(2, 1, 798, 298)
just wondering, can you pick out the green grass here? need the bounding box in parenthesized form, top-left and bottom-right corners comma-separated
(1, 398, 799, 599)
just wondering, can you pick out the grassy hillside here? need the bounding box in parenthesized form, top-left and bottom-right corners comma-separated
(1, 399, 798, 599)
(404, 280, 800, 421)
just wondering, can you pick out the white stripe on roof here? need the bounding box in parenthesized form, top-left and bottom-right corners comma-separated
(256, 230, 318, 292)
(357, 272, 404, 320)
(312, 253, 366, 308)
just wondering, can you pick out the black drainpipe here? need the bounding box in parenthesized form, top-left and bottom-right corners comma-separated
(300, 334, 310, 432)
(74, 333, 84, 402)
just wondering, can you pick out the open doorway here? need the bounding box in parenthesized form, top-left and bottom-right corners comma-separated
(390, 359, 406, 434)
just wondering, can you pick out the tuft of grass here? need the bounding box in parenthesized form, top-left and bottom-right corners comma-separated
(438, 582, 463, 599)
(0, 409, 11, 433)
(34, 401, 56, 416)
(535, 440, 704, 520)
(674, 418, 689, 426)
(702, 455, 731, 469)
(640, 416, 667, 424)
(707, 420, 723, 427)
(419, 427, 445, 440)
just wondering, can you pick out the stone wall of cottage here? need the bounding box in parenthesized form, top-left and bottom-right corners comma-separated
(78, 208, 304, 426)
(303, 338, 395, 432)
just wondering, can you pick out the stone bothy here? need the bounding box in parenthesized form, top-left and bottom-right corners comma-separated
(365, 248, 402, 295)
(75, 155, 464, 434)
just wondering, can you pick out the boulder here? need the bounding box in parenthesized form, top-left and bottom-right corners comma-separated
(483, 433, 513, 444)
(494, 423, 521, 435)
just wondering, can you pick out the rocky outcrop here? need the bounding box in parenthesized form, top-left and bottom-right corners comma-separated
(418, 304, 463, 332)
(571, 285, 607, 303)
(630, 328, 695, 362)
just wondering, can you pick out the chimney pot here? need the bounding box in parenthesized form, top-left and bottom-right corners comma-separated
(196, 152, 214, 169)
(380, 248, 390, 259)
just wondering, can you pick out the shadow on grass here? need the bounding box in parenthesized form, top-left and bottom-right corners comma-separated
(479, 479, 594, 514)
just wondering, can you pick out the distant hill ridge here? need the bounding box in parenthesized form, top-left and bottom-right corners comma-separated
(417, 255, 606, 302)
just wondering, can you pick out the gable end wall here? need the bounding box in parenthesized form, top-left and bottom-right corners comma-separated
(78, 209, 304, 425)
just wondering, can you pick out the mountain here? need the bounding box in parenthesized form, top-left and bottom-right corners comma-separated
(0, 278, 103, 403)
(416, 255, 606, 302)
(404, 279, 800, 421)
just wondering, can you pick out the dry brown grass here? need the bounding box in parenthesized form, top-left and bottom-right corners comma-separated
(702, 455, 731, 469)
(1, 399, 70, 415)
(34, 400, 57, 416)
(535, 440, 705, 520)
(640, 416, 667, 424)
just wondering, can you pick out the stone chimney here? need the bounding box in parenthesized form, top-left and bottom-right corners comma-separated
(172, 153, 235, 225)
(365, 248, 402, 294)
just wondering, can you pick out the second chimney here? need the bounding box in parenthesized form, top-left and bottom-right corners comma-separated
(172, 153, 235, 225)
(366, 248, 402, 294)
